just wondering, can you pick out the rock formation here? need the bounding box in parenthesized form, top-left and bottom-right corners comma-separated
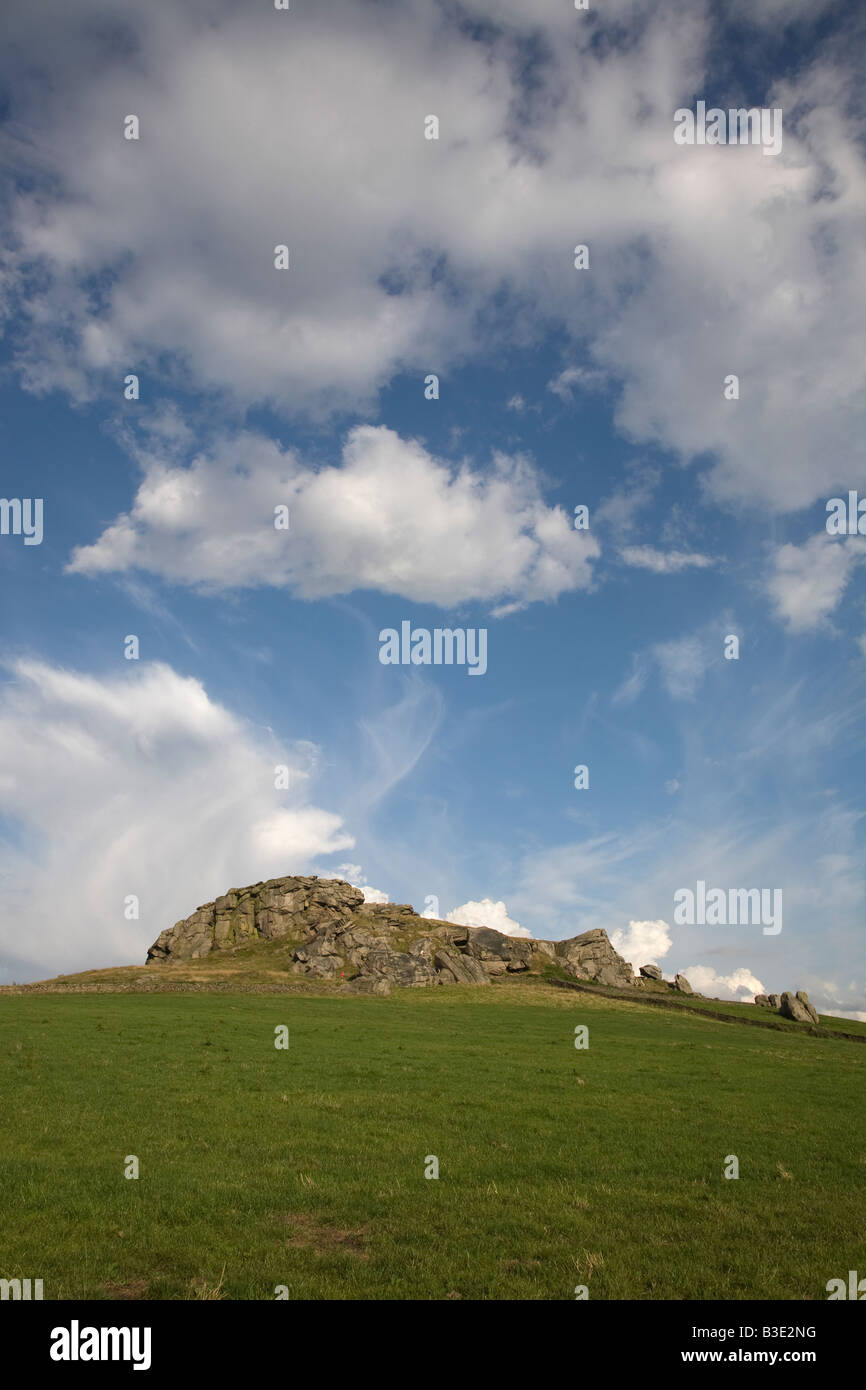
(145, 875, 822, 1015)
(779, 990, 820, 1025)
(147, 874, 635, 993)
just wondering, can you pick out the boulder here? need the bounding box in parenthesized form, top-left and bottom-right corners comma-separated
(674, 973, 693, 994)
(639, 964, 663, 981)
(768, 993, 781, 1009)
(754, 994, 772, 1008)
(795, 990, 820, 1024)
(779, 991, 816, 1024)
(556, 929, 634, 989)
(341, 975, 391, 996)
(433, 949, 489, 985)
(464, 927, 532, 973)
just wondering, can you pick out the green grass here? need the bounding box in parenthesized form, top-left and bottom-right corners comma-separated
(1, 984, 864, 1300)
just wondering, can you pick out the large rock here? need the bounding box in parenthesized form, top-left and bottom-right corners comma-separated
(464, 927, 532, 973)
(639, 963, 663, 981)
(147, 875, 364, 962)
(795, 990, 820, 1024)
(754, 994, 772, 1008)
(147, 876, 634, 995)
(768, 993, 781, 1009)
(556, 929, 634, 988)
(674, 973, 693, 994)
(779, 991, 817, 1024)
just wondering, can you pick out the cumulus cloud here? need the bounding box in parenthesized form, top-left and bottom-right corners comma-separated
(680, 965, 766, 1001)
(359, 885, 390, 904)
(610, 918, 672, 967)
(446, 898, 531, 937)
(767, 534, 866, 631)
(335, 863, 389, 904)
(67, 424, 599, 609)
(0, 1, 863, 509)
(0, 659, 353, 980)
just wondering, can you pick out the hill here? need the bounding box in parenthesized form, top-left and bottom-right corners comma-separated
(1, 983, 864, 1300)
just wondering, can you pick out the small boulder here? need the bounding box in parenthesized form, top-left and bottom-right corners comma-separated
(674, 973, 693, 994)
(753, 994, 772, 1008)
(768, 993, 781, 1008)
(639, 964, 663, 981)
(341, 976, 391, 996)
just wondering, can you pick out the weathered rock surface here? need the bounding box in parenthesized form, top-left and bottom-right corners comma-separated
(754, 994, 772, 1008)
(779, 990, 818, 1024)
(556, 929, 634, 988)
(147, 875, 365, 962)
(147, 875, 635, 993)
(674, 973, 693, 994)
(639, 963, 663, 981)
(768, 993, 781, 1009)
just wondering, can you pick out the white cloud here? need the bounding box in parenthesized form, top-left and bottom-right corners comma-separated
(334, 863, 390, 904)
(547, 366, 606, 401)
(665, 779, 681, 795)
(67, 425, 600, 609)
(620, 546, 714, 574)
(610, 918, 672, 967)
(0, 659, 353, 980)
(611, 655, 650, 707)
(359, 885, 390, 904)
(1, 2, 863, 509)
(681, 965, 766, 1001)
(653, 634, 715, 700)
(446, 898, 531, 937)
(767, 533, 866, 631)
(335, 863, 364, 883)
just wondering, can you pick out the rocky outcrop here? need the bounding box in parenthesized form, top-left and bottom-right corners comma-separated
(147, 875, 365, 962)
(754, 994, 772, 1008)
(674, 973, 693, 994)
(556, 929, 635, 988)
(639, 963, 663, 981)
(147, 875, 636, 993)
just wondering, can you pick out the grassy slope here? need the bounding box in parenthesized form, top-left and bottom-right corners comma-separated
(1, 981, 864, 1301)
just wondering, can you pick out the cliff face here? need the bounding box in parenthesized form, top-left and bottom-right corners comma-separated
(146, 874, 635, 994)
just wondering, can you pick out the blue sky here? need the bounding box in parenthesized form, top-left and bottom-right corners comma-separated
(0, 0, 864, 1016)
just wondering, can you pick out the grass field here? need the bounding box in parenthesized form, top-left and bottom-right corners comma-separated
(1, 981, 864, 1300)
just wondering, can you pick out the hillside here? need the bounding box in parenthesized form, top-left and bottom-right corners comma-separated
(1, 984, 864, 1300)
(3, 876, 854, 1045)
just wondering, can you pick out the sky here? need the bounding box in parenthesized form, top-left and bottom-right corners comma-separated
(0, 0, 864, 1016)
